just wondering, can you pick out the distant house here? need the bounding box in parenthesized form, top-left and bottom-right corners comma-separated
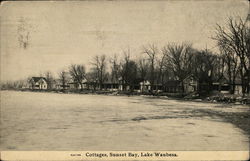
(102, 82, 119, 91)
(183, 75, 198, 93)
(163, 75, 198, 93)
(234, 73, 250, 95)
(139, 80, 165, 93)
(29, 77, 48, 90)
(97, 76, 119, 91)
(84, 81, 98, 90)
(117, 77, 142, 92)
(234, 82, 242, 95)
(52, 79, 69, 90)
(233, 79, 249, 95)
(68, 82, 78, 89)
(118, 77, 127, 91)
(164, 80, 182, 93)
(68, 79, 88, 90)
(140, 80, 151, 92)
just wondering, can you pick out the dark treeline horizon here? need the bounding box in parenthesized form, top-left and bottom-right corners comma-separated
(1, 15, 249, 96)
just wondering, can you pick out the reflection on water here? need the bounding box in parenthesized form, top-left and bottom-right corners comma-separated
(0, 91, 249, 150)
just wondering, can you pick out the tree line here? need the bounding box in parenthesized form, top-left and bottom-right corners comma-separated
(1, 16, 249, 96)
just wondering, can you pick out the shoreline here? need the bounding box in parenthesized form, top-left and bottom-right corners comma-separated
(1, 88, 249, 105)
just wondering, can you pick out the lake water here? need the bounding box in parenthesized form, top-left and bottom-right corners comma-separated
(0, 91, 249, 150)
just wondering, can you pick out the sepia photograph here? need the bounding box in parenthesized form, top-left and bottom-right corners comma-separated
(0, 0, 249, 160)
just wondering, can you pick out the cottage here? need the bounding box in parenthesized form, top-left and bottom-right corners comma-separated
(233, 79, 249, 95)
(99, 76, 119, 91)
(102, 82, 119, 91)
(118, 77, 144, 92)
(140, 80, 151, 92)
(118, 78, 127, 91)
(68, 79, 88, 90)
(67, 82, 76, 89)
(183, 75, 198, 93)
(29, 77, 48, 90)
(52, 79, 69, 90)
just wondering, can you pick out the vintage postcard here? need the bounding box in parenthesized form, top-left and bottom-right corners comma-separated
(0, 0, 249, 160)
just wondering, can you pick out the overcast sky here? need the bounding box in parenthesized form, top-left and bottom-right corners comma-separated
(0, 0, 248, 82)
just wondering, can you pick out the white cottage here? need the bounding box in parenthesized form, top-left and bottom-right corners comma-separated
(29, 77, 48, 90)
(140, 80, 151, 92)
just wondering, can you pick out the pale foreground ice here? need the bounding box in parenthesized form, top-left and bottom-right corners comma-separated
(0, 91, 249, 150)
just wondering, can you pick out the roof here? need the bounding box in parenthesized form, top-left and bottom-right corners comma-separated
(68, 82, 78, 84)
(140, 80, 150, 85)
(164, 80, 181, 87)
(183, 74, 198, 81)
(31, 77, 46, 83)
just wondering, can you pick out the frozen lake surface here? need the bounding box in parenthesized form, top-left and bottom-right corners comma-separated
(0, 91, 249, 150)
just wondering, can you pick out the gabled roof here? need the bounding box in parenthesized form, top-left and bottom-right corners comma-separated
(31, 77, 47, 83)
(183, 74, 198, 81)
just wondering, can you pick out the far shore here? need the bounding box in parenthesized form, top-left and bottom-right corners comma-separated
(1, 88, 249, 105)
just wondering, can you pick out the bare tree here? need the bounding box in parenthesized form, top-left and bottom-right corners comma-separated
(137, 58, 149, 82)
(59, 70, 69, 90)
(214, 17, 250, 95)
(91, 54, 107, 90)
(163, 43, 194, 93)
(220, 47, 239, 94)
(109, 54, 120, 84)
(192, 49, 217, 94)
(120, 56, 138, 91)
(119, 49, 138, 91)
(142, 44, 158, 91)
(45, 71, 54, 90)
(69, 64, 86, 90)
(157, 48, 167, 85)
(85, 70, 98, 90)
(120, 49, 131, 91)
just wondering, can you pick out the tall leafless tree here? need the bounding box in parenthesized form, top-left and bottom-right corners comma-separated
(109, 54, 120, 84)
(214, 17, 250, 95)
(120, 49, 131, 91)
(142, 44, 158, 91)
(91, 54, 107, 90)
(192, 49, 217, 94)
(69, 64, 86, 90)
(137, 58, 148, 81)
(219, 47, 239, 94)
(120, 52, 138, 91)
(157, 48, 167, 85)
(59, 70, 69, 90)
(45, 71, 54, 90)
(163, 43, 194, 93)
(137, 58, 149, 92)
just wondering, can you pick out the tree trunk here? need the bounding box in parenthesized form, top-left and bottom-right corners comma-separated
(181, 81, 185, 93)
